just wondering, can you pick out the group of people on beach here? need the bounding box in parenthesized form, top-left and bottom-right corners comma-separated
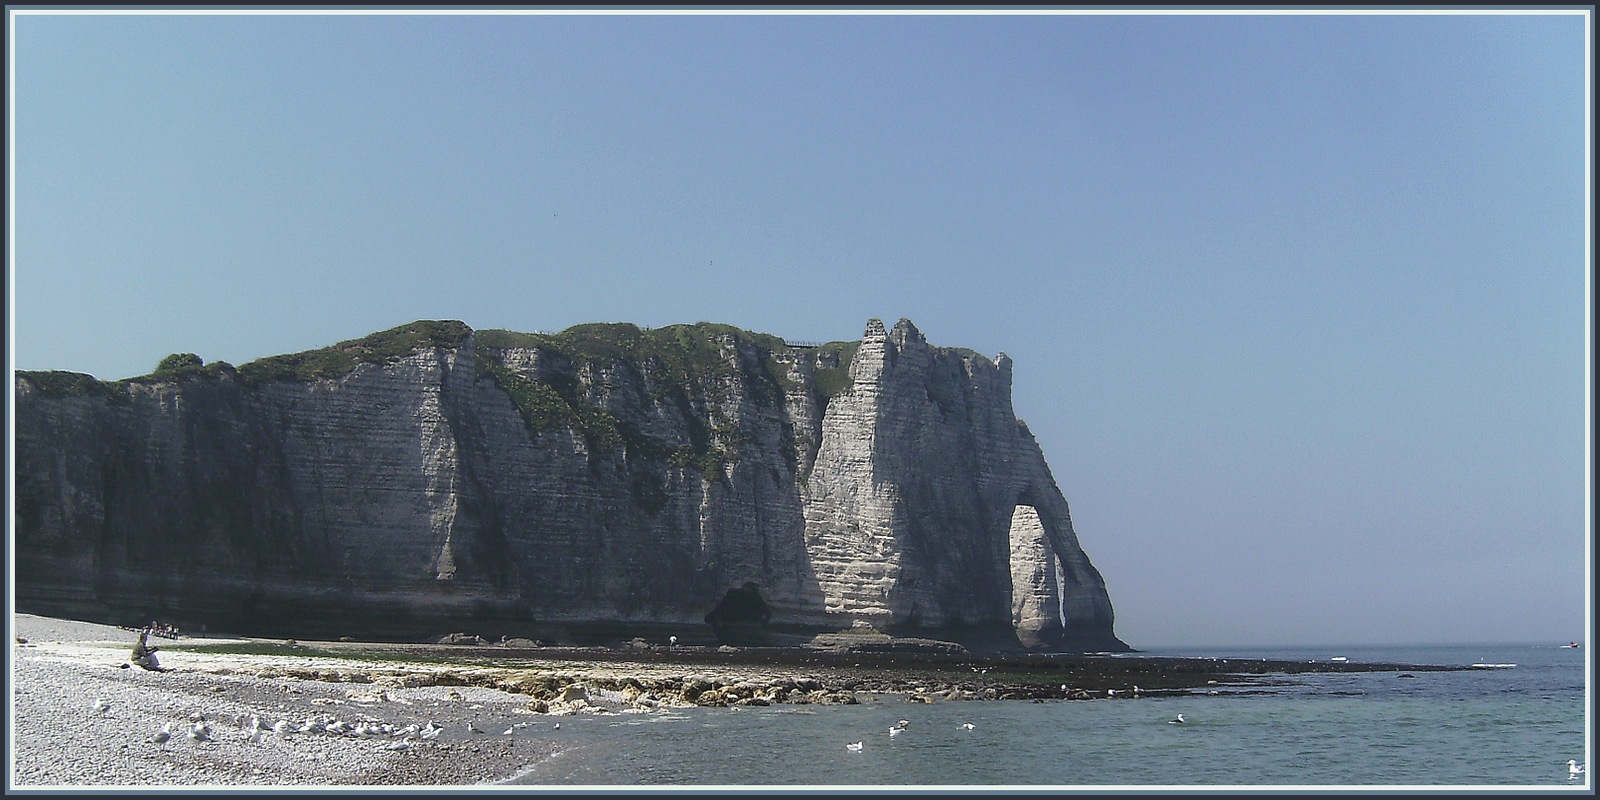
(144, 621, 181, 639)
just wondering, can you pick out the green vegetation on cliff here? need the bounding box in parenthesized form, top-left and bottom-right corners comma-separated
(473, 321, 854, 483)
(16, 370, 123, 400)
(478, 361, 571, 430)
(475, 320, 858, 401)
(142, 353, 237, 384)
(811, 340, 860, 402)
(18, 353, 237, 401)
(477, 357, 626, 455)
(156, 353, 204, 372)
(21, 321, 860, 475)
(475, 321, 792, 397)
(237, 320, 472, 385)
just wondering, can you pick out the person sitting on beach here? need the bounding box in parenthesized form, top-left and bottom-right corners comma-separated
(131, 629, 165, 672)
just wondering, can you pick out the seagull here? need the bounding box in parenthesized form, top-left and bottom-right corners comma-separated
(1571, 760, 1587, 779)
(420, 721, 443, 740)
(92, 698, 111, 716)
(467, 720, 484, 735)
(502, 726, 515, 735)
(189, 721, 214, 743)
(1169, 713, 1186, 724)
(888, 726, 903, 737)
(244, 728, 266, 745)
(897, 719, 911, 728)
(148, 722, 173, 745)
(846, 741, 864, 752)
(961, 722, 975, 730)
(553, 722, 560, 730)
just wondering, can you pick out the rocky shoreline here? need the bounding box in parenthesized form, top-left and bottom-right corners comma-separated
(8, 613, 1471, 788)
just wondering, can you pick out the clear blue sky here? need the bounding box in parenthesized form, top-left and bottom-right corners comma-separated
(7, 8, 1591, 649)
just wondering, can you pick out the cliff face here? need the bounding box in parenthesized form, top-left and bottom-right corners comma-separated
(12, 319, 1127, 652)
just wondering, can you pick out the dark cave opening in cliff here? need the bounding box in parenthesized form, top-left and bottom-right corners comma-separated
(704, 581, 773, 644)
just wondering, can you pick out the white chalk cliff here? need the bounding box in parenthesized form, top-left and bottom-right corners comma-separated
(13, 319, 1126, 652)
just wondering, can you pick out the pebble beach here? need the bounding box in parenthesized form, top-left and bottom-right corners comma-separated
(9, 612, 1454, 790)
(9, 614, 556, 789)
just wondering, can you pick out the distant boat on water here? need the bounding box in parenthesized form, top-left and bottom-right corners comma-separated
(1561, 642, 1581, 649)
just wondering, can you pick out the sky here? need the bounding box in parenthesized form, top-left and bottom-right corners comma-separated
(6, 8, 1592, 650)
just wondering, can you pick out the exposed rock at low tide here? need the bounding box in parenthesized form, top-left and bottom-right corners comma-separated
(14, 610, 1493, 791)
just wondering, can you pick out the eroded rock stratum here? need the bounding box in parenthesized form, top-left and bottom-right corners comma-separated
(13, 318, 1127, 653)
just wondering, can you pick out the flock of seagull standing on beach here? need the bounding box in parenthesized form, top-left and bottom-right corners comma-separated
(90, 694, 537, 755)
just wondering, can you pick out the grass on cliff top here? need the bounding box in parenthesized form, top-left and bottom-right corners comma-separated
(472, 323, 761, 470)
(230, 319, 849, 391)
(19, 319, 876, 399)
(235, 320, 473, 386)
(23, 322, 478, 394)
(473, 322, 862, 472)
(16, 370, 123, 399)
(476, 321, 860, 402)
(17, 362, 238, 403)
(477, 322, 787, 386)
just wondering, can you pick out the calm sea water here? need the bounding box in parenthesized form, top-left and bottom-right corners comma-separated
(483, 643, 1589, 789)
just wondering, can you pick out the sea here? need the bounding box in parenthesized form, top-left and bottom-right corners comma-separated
(477, 642, 1590, 791)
